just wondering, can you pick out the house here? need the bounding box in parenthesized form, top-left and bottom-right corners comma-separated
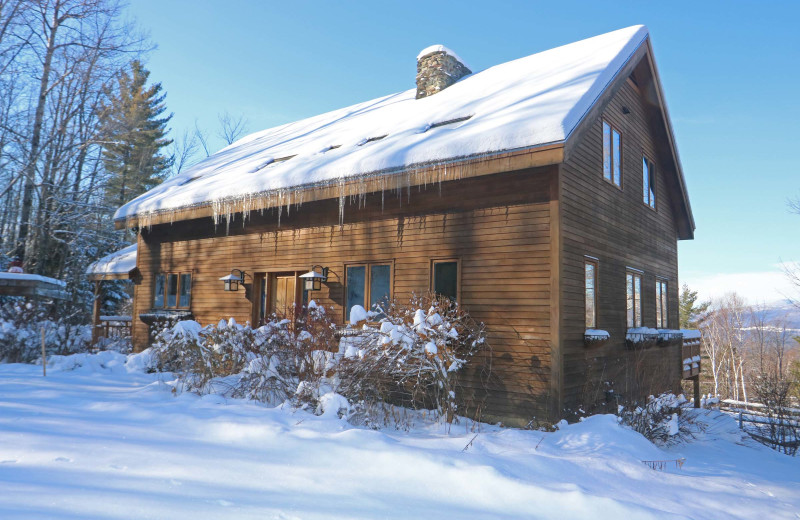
(114, 25, 696, 425)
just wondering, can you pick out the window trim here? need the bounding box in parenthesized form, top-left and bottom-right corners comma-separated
(602, 119, 623, 189)
(642, 154, 656, 210)
(656, 278, 669, 329)
(584, 257, 598, 329)
(153, 271, 192, 309)
(430, 258, 461, 304)
(343, 260, 394, 322)
(626, 269, 642, 329)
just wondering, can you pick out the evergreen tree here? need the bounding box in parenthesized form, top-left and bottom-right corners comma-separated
(679, 283, 710, 329)
(100, 60, 173, 208)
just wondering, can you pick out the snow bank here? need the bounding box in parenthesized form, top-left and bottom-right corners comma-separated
(0, 272, 66, 286)
(1, 356, 798, 519)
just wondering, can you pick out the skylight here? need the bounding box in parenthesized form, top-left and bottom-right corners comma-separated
(358, 135, 387, 146)
(249, 155, 295, 173)
(428, 115, 473, 129)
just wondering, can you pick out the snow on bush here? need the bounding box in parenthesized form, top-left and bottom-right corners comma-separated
(337, 294, 487, 425)
(151, 303, 338, 408)
(0, 299, 92, 363)
(618, 392, 694, 446)
(149, 295, 488, 428)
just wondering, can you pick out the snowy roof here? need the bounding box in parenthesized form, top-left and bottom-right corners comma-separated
(115, 26, 650, 223)
(86, 244, 137, 279)
(0, 272, 66, 287)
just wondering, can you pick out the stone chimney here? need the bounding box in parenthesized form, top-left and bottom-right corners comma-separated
(415, 45, 471, 99)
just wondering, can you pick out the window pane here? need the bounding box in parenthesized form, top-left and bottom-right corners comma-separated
(585, 262, 596, 328)
(612, 129, 621, 186)
(260, 278, 267, 322)
(370, 264, 391, 315)
(643, 157, 650, 205)
(634, 274, 642, 327)
(660, 281, 668, 328)
(179, 274, 191, 307)
(434, 261, 458, 300)
(346, 266, 366, 321)
(167, 274, 178, 307)
(649, 165, 656, 208)
(153, 274, 165, 308)
(626, 274, 634, 328)
(603, 122, 612, 181)
(656, 281, 662, 328)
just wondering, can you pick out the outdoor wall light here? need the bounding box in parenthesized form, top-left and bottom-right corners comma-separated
(219, 269, 245, 292)
(299, 265, 329, 291)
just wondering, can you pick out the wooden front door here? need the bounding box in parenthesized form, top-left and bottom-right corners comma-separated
(270, 273, 297, 318)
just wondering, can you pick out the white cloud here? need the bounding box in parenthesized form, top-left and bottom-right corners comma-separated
(681, 270, 797, 305)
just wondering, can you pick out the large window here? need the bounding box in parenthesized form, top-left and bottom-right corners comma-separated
(656, 279, 668, 328)
(153, 272, 191, 309)
(585, 258, 598, 328)
(432, 259, 459, 301)
(345, 263, 392, 321)
(626, 270, 642, 328)
(643, 155, 656, 208)
(603, 120, 622, 187)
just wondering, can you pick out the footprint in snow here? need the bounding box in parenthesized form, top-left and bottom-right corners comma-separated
(1, 459, 17, 464)
(110, 464, 127, 471)
(54, 457, 72, 463)
(212, 499, 233, 507)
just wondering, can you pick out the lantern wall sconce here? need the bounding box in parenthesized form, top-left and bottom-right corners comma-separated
(219, 269, 245, 292)
(299, 265, 329, 291)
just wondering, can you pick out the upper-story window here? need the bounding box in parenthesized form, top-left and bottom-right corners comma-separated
(585, 258, 598, 328)
(603, 120, 622, 188)
(154, 272, 191, 309)
(626, 270, 642, 328)
(643, 156, 656, 208)
(656, 279, 668, 328)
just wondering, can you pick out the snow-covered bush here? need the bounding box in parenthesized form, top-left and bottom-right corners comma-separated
(336, 294, 487, 424)
(0, 299, 91, 363)
(151, 303, 338, 407)
(618, 393, 692, 446)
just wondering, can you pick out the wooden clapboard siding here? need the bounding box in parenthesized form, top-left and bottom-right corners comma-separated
(132, 166, 557, 426)
(558, 77, 682, 411)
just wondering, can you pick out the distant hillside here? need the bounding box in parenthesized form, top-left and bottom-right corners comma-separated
(747, 299, 800, 330)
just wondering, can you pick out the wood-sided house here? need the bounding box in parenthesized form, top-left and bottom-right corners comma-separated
(114, 26, 695, 425)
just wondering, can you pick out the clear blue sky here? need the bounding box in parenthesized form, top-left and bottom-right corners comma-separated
(126, 1, 800, 304)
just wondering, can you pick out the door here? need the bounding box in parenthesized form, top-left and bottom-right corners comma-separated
(270, 273, 297, 318)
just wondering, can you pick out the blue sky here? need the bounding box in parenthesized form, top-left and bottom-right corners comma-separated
(126, 1, 800, 304)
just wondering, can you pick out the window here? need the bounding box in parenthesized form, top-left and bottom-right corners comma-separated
(643, 156, 656, 208)
(656, 279, 668, 328)
(345, 263, 392, 321)
(626, 270, 642, 328)
(603, 120, 622, 187)
(432, 259, 459, 301)
(153, 272, 191, 309)
(585, 258, 598, 328)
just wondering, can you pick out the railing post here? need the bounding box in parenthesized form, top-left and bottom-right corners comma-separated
(739, 411, 743, 429)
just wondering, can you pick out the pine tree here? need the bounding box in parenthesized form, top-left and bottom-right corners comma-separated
(100, 60, 173, 208)
(679, 283, 710, 329)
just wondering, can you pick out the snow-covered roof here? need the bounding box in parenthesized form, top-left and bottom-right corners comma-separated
(86, 244, 137, 278)
(0, 272, 66, 287)
(115, 26, 650, 223)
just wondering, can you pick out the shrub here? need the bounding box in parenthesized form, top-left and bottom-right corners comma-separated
(618, 392, 692, 446)
(0, 299, 91, 363)
(336, 294, 487, 424)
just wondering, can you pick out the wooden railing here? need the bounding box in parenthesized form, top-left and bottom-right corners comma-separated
(95, 315, 132, 340)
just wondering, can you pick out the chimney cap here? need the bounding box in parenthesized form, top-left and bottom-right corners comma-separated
(416, 44, 470, 69)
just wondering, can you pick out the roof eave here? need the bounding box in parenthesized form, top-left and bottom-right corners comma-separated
(114, 142, 565, 230)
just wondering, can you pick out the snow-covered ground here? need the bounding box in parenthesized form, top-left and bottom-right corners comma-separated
(0, 353, 797, 519)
